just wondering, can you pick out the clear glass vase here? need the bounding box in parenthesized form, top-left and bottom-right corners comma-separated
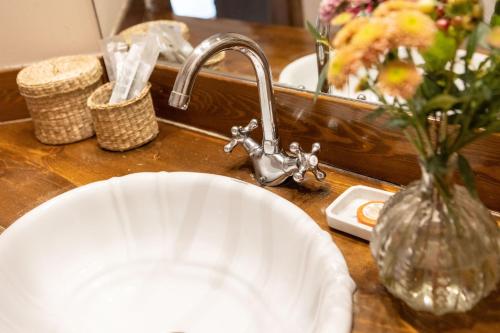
(370, 156, 500, 315)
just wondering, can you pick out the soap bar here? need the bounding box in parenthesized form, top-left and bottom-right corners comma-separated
(326, 185, 394, 241)
(356, 201, 385, 227)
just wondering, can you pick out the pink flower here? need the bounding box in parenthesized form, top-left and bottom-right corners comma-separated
(351, 0, 372, 5)
(319, 0, 383, 23)
(319, 0, 345, 23)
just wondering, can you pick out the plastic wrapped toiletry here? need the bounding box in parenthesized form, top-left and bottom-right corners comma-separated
(100, 38, 116, 81)
(127, 33, 160, 99)
(114, 48, 128, 82)
(161, 24, 193, 61)
(149, 24, 177, 63)
(149, 24, 193, 63)
(100, 36, 128, 81)
(109, 36, 146, 104)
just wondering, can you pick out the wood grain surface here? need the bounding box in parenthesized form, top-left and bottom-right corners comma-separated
(0, 68, 29, 122)
(0, 119, 498, 333)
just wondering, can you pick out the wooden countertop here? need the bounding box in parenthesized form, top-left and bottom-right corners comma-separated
(0, 119, 498, 333)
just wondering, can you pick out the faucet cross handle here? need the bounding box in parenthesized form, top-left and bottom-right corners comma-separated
(289, 142, 326, 182)
(224, 119, 258, 153)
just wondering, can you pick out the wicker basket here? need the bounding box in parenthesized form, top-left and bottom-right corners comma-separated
(16, 55, 103, 144)
(87, 82, 158, 152)
(119, 20, 190, 43)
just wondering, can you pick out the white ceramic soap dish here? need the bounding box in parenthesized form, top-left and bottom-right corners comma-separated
(326, 185, 394, 241)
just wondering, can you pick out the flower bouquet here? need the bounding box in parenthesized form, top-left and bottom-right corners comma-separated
(313, 0, 500, 315)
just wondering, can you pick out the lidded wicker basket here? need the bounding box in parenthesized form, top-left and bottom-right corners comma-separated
(87, 82, 158, 152)
(16, 55, 103, 144)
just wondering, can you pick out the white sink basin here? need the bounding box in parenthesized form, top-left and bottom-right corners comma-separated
(278, 54, 319, 91)
(0, 172, 355, 333)
(278, 53, 379, 102)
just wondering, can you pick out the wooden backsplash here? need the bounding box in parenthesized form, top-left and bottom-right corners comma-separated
(1, 64, 499, 210)
(149, 64, 500, 211)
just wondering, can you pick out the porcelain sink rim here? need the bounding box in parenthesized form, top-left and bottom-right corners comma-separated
(0, 171, 356, 333)
(1, 172, 256, 237)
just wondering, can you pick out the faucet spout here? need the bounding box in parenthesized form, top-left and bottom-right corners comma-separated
(168, 33, 279, 154)
(168, 33, 325, 186)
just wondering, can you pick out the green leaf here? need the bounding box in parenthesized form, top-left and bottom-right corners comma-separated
(457, 154, 478, 198)
(420, 75, 442, 99)
(467, 23, 490, 57)
(423, 31, 457, 72)
(364, 106, 386, 121)
(492, 1, 500, 27)
(423, 94, 459, 114)
(428, 155, 450, 175)
(313, 63, 328, 103)
(386, 118, 409, 129)
(306, 21, 328, 44)
(486, 120, 500, 134)
(466, 25, 480, 61)
(492, 15, 500, 27)
(446, 0, 473, 16)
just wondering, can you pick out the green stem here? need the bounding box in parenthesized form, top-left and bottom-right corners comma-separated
(404, 129, 425, 157)
(414, 116, 433, 157)
(439, 110, 448, 154)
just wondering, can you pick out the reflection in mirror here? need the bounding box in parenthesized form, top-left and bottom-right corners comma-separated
(96, 0, 322, 89)
(170, 0, 216, 19)
(94, 0, 497, 103)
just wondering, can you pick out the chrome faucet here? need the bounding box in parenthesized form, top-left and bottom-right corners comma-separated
(168, 33, 325, 186)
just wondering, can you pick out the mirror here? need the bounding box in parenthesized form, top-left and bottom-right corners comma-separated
(94, 0, 497, 104)
(94, 0, 354, 99)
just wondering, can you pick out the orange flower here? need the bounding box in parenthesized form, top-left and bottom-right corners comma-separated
(417, 0, 436, 14)
(330, 12, 354, 26)
(389, 10, 436, 50)
(328, 46, 363, 89)
(373, 0, 419, 17)
(349, 18, 391, 67)
(487, 26, 500, 49)
(377, 61, 422, 99)
(333, 17, 369, 49)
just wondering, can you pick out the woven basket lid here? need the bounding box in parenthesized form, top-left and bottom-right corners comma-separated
(17, 55, 102, 98)
(119, 20, 190, 43)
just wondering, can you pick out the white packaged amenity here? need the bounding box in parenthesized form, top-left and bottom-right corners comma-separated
(100, 36, 128, 82)
(127, 34, 160, 99)
(149, 24, 193, 63)
(109, 36, 146, 104)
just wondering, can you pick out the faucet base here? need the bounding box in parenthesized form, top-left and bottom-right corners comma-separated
(250, 151, 298, 187)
